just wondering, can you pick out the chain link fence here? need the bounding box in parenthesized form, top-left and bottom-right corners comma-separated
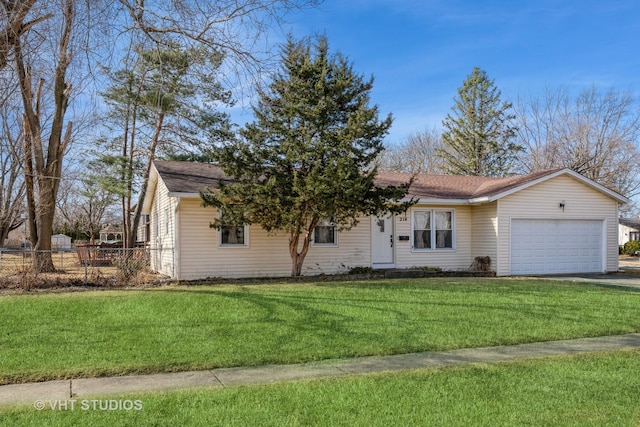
(0, 246, 172, 290)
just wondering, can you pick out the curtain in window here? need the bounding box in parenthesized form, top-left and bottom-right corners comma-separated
(220, 209, 245, 245)
(222, 225, 244, 245)
(413, 211, 431, 249)
(435, 211, 452, 248)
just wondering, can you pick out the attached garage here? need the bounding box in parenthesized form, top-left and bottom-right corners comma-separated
(492, 169, 630, 277)
(511, 219, 603, 275)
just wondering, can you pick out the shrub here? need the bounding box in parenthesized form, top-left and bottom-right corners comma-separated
(348, 266, 374, 275)
(623, 240, 640, 256)
(412, 266, 442, 272)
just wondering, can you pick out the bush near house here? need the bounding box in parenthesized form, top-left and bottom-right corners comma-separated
(622, 240, 640, 255)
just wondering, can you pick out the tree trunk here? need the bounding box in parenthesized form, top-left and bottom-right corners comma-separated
(32, 201, 56, 272)
(288, 218, 317, 276)
(128, 112, 165, 249)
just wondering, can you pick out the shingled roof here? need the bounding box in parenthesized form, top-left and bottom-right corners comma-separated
(619, 218, 640, 230)
(153, 160, 231, 194)
(149, 160, 628, 204)
(374, 169, 564, 200)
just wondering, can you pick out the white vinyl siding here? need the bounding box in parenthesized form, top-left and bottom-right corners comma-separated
(496, 175, 618, 276)
(176, 199, 370, 279)
(470, 202, 498, 268)
(149, 177, 176, 277)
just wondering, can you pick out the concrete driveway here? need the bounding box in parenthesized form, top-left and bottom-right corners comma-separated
(543, 258, 640, 290)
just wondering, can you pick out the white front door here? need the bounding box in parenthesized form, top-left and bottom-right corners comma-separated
(372, 214, 394, 267)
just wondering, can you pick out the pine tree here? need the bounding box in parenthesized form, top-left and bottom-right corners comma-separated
(202, 35, 413, 276)
(439, 67, 520, 177)
(97, 44, 233, 248)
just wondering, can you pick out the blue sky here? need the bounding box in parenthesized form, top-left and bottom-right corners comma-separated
(237, 0, 639, 145)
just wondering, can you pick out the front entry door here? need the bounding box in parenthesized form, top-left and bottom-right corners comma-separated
(371, 214, 394, 267)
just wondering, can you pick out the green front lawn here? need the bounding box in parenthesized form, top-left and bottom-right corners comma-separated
(1, 278, 639, 384)
(3, 350, 640, 426)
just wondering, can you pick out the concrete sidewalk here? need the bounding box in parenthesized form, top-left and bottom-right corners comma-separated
(2, 333, 640, 408)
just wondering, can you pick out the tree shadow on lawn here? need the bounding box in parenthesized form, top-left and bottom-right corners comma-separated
(158, 284, 632, 343)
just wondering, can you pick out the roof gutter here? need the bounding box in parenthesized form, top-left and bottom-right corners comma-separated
(467, 196, 491, 205)
(400, 197, 492, 205)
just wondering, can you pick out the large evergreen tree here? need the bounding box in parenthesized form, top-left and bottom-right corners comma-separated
(202, 36, 414, 276)
(439, 67, 520, 177)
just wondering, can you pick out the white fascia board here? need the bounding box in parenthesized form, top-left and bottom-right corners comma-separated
(400, 197, 471, 205)
(141, 165, 159, 215)
(167, 192, 201, 199)
(467, 196, 491, 205)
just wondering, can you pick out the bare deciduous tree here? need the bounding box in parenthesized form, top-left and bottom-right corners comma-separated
(379, 128, 444, 174)
(0, 0, 318, 273)
(98, 0, 320, 249)
(515, 86, 640, 199)
(56, 172, 118, 244)
(1, 0, 78, 271)
(0, 93, 26, 245)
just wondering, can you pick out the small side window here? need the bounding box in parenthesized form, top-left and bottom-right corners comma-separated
(313, 218, 337, 245)
(219, 210, 248, 246)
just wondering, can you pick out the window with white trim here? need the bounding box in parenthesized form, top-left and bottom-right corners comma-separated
(313, 218, 337, 245)
(412, 209, 454, 250)
(435, 211, 453, 248)
(413, 210, 431, 249)
(219, 210, 248, 246)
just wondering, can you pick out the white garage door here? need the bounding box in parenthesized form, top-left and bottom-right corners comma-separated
(511, 219, 603, 275)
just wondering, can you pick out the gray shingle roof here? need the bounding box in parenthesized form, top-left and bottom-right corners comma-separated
(153, 160, 612, 202)
(619, 218, 640, 230)
(153, 160, 231, 194)
(374, 169, 564, 200)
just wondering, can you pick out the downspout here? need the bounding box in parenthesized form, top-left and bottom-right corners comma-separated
(174, 198, 180, 281)
(495, 198, 501, 277)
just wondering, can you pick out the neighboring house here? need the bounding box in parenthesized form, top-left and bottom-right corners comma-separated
(51, 234, 72, 250)
(619, 218, 640, 246)
(142, 160, 629, 280)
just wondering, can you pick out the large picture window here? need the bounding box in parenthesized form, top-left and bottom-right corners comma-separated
(412, 210, 454, 250)
(313, 218, 337, 245)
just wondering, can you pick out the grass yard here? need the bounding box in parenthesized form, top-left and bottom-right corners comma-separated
(1, 278, 640, 385)
(3, 350, 640, 426)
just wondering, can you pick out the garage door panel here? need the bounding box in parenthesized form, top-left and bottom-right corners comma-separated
(511, 219, 602, 275)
